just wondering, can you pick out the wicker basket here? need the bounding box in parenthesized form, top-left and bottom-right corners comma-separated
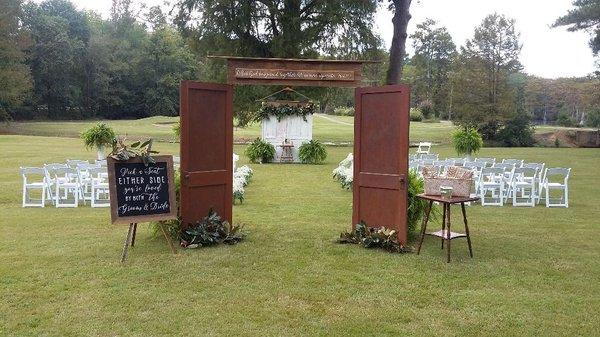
(424, 177, 472, 197)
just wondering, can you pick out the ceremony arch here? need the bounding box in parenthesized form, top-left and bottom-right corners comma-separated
(179, 57, 411, 242)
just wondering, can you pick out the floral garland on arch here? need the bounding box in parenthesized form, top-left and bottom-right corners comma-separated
(255, 101, 316, 122)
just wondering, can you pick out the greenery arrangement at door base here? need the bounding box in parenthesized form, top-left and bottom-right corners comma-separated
(245, 138, 276, 163)
(299, 140, 327, 164)
(80, 122, 116, 159)
(256, 102, 316, 122)
(180, 209, 245, 248)
(452, 127, 484, 157)
(338, 221, 410, 253)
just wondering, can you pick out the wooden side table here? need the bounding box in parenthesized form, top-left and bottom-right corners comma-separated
(416, 194, 480, 263)
(279, 143, 294, 163)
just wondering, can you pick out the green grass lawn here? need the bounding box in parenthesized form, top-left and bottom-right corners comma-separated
(1, 134, 600, 336)
(1, 115, 457, 145)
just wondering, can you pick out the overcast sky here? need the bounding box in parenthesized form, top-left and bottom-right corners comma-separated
(66, 0, 598, 79)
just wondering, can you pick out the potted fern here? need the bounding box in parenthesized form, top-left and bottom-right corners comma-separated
(81, 122, 116, 160)
(452, 126, 483, 160)
(298, 140, 327, 164)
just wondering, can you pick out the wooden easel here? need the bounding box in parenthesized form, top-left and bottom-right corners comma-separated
(120, 222, 178, 263)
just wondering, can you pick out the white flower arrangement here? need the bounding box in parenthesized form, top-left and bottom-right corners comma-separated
(233, 164, 253, 204)
(333, 153, 353, 190)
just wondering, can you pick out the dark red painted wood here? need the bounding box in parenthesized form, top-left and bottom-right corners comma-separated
(179, 81, 233, 227)
(353, 85, 410, 243)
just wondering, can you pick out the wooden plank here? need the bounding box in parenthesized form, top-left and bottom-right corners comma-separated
(226, 59, 363, 87)
(235, 68, 355, 82)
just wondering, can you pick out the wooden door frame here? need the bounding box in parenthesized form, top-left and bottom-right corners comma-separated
(180, 81, 409, 241)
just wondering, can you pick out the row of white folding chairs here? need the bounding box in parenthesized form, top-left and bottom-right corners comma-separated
(409, 161, 570, 208)
(478, 166, 570, 207)
(20, 161, 109, 208)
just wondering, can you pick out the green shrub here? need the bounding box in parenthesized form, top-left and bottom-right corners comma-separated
(333, 106, 354, 116)
(172, 121, 180, 138)
(452, 127, 483, 157)
(81, 122, 116, 150)
(557, 111, 575, 127)
(245, 138, 275, 163)
(419, 100, 434, 119)
(586, 108, 600, 129)
(497, 113, 535, 147)
(235, 110, 255, 128)
(410, 108, 423, 122)
(299, 140, 327, 164)
(407, 169, 428, 237)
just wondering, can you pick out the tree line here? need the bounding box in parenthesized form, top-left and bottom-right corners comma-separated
(1, 0, 599, 137)
(1, 0, 197, 120)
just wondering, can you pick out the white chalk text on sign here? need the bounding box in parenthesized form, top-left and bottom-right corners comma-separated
(235, 68, 355, 82)
(108, 156, 176, 224)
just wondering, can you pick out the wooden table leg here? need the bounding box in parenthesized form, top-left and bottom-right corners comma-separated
(417, 200, 434, 254)
(120, 223, 134, 263)
(446, 204, 452, 263)
(441, 203, 447, 249)
(461, 203, 473, 258)
(130, 223, 138, 247)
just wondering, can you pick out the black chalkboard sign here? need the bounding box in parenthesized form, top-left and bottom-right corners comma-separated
(107, 155, 177, 224)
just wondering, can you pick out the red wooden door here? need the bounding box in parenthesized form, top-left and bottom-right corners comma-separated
(179, 81, 233, 227)
(353, 85, 410, 243)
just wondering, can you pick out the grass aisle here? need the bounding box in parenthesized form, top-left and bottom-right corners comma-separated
(1, 135, 599, 336)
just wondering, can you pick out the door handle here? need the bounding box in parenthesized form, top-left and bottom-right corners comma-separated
(399, 174, 406, 189)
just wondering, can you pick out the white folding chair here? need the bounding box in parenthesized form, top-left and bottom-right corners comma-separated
(95, 159, 107, 167)
(511, 167, 538, 207)
(67, 159, 89, 168)
(493, 163, 516, 201)
(89, 167, 110, 207)
(233, 153, 239, 172)
(523, 163, 545, 203)
(543, 168, 571, 208)
(416, 142, 432, 155)
(475, 157, 496, 167)
(446, 157, 466, 166)
(77, 163, 101, 203)
(44, 163, 69, 204)
(464, 161, 485, 196)
(53, 167, 79, 207)
(20, 167, 47, 207)
(173, 156, 180, 169)
(419, 153, 438, 161)
(433, 160, 453, 175)
(502, 159, 524, 168)
(480, 167, 505, 206)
